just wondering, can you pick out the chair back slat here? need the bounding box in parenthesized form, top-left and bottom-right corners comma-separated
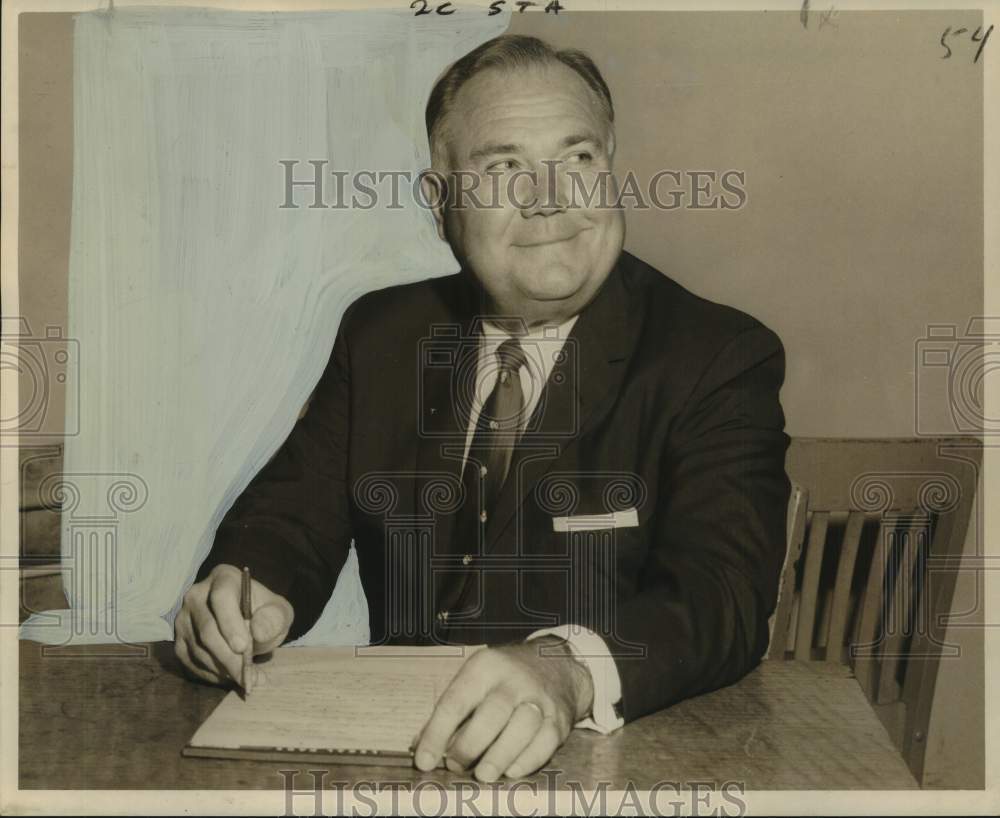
(794, 511, 828, 660)
(825, 510, 865, 664)
(898, 499, 964, 780)
(877, 515, 930, 703)
(767, 484, 809, 659)
(852, 520, 894, 701)
(767, 484, 808, 659)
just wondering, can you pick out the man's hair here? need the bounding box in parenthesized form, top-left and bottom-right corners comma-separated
(425, 34, 614, 166)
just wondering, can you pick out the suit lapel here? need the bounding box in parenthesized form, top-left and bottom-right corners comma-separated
(484, 258, 641, 551)
(414, 275, 482, 556)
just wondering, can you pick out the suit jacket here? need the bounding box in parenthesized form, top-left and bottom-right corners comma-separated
(197, 250, 791, 722)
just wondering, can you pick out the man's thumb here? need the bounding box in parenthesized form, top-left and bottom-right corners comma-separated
(250, 603, 290, 649)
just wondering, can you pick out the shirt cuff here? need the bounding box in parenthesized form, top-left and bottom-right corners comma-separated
(527, 625, 625, 735)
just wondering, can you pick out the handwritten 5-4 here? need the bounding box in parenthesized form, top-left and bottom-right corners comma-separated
(940, 24, 992, 64)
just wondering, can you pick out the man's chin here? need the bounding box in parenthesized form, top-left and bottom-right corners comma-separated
(515, 277, 585, 304)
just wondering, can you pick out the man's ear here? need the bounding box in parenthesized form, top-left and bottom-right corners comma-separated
(419, 170, 449, 242)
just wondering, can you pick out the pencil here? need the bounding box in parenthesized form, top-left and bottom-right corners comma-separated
(241, 566, 253, 697)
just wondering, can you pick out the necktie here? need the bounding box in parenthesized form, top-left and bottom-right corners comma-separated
(458, 337, 530, 545)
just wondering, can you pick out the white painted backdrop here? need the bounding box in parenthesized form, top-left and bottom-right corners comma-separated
(20, 7, 509, 645)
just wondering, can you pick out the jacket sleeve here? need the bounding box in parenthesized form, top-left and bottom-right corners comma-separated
(612, 322, 791, 721)
(195, 315, 356, 642)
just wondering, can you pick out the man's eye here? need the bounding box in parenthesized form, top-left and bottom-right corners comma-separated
(568, 152, 593, 164)
(487, 159, 518, 172)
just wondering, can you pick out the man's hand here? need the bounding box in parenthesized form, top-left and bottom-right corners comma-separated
(174, 564, 294, 685)
(414, 636, 594, 782)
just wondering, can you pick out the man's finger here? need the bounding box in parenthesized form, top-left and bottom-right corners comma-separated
(173, 608, 192, 645)
(187, 631, 229, 683)
(175, 636, 223, 685)
(504, 719, 562, 779)
(187, 619, 232, 684)
(192, 607, 243, 681)
(250, 602, 291, 653)
(207, 571, 250, 654)
(474, 701, 544, 783)
(173, 611, 219, 682)
(444, 690, 516, 771)
(414, 663, 491, 771)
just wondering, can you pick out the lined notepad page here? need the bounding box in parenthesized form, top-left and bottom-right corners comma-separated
(188, 645, 479, 755)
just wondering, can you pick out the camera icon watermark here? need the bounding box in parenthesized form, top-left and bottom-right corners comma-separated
(1, 316, 79, 443)
(915, 317, 1000, 436)
(417, 319, 580, 441)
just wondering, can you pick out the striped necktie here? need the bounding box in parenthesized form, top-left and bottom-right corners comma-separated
(459, 337, 530, 540)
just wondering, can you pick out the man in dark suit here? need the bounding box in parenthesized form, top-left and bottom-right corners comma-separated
(175, 34, 790, 783)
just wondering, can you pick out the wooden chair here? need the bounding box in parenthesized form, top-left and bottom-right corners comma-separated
(768, 438, 982, 785)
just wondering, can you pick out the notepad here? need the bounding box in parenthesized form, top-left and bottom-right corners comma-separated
(183, 644, 480, 767)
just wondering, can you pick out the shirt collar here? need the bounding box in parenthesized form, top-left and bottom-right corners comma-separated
(479, 315, 579, 386)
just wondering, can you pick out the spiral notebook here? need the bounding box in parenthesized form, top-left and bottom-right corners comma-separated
(183, 645, 478, 767)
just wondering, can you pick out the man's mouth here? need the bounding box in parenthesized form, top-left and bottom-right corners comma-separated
(513, 227, 590, 248)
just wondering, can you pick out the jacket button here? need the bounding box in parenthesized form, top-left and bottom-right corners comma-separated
(462, 554, 473, 566)
(436, 610, 449, 623)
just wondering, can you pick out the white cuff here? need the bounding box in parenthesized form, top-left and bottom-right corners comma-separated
(527, 625, 624, 735)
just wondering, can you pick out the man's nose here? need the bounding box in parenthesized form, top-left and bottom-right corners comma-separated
(520, 162, 568, 217)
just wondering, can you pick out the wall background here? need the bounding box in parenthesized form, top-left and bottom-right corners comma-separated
(509, 10, 984, 439)
(17, 9, 985, 787)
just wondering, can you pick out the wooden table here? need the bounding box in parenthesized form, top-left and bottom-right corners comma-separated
(18, 639, 917, 790)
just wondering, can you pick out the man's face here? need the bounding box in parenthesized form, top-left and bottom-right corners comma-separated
(429, 63, 625, 327)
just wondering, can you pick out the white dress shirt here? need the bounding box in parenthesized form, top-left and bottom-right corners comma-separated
(461, 317, 625, 735)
